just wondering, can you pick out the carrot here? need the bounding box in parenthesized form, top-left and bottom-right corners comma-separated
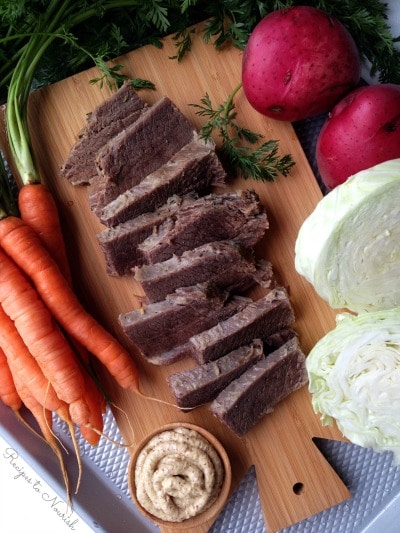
(79, 370, 106, 446)
(0, 216, 140, 392)
(1, 299, 95, 482)
(0, 246, 90, 426)
(0, 303, 69, 415)
(0, 346, 21, 410)
(11, 362, 57, 438)
(19, 184, 84, 365)
(9, 362, 71, 503)
(18, 183, 72, 284)
(0, 300, 104, 446)
(19, 184, 106, 442)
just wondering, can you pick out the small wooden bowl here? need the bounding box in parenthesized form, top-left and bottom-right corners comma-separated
(128, 422, 232, 529)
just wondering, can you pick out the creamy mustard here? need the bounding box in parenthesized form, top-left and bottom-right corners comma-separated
(134, 426, 224, 522)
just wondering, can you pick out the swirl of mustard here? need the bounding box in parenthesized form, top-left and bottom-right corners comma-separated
(134, 427, 224, 522)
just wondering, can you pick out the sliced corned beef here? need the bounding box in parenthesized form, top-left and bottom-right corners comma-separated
(262, 327, 298, 354)
(134, 241, 273, 303)
(118, 285, 252, 365)
(99, 136, 226, 226)
(188, 287, 294, 364)
(96, 194, 198, 276)
(89, 96, 196, 214)
(60, 82, 147, 185)
(168, 339, 264, 409)
(138, 189, 268, 265)
(210, 337, 308, 436)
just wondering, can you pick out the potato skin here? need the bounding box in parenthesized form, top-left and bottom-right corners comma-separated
(242, 6, 361, 122)
(316, 84, 400, 189)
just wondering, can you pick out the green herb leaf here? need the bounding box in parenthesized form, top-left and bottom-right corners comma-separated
(191, 85, 295, 182)
(169, 28, 193, 62)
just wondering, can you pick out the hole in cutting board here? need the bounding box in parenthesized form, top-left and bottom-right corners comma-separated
(292, 482, 305, 495)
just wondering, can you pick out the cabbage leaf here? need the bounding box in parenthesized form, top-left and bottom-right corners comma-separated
(307, 309, 400, 462)
(295, 158, 400, 313)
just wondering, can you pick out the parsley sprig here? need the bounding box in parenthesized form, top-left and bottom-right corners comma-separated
(191, 84, 295, 182)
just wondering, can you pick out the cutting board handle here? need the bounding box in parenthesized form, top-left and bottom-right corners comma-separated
(250, 399, 351, 532)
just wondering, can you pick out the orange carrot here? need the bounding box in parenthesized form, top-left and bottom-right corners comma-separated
(0, 246, 90, 426)
(0, 216, 140, 392)
(79, 370, 106, 446)
(0, 303, 69, 415)
(18, 185, 106, 441)
(0, 300, 104, 447)
(11, 363, 57, 436)
(0, 346, 21, 410)
(9, 362, 71, 502)
(18, 183, 72, 284)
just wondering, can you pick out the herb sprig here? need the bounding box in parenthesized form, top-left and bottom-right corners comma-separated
(191, 85, 295, 182)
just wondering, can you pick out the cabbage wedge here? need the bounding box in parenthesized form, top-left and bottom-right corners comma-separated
(307, 309, 400, 462)
(295, 158, 400, 313)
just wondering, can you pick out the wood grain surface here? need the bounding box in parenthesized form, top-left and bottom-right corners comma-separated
(0, 23, 351, 532)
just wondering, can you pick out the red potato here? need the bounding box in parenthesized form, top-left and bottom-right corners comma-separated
(316, 83, 400, 189)
(242, 6, 361, 122)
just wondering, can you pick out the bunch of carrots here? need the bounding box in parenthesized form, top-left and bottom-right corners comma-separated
(0, 153, 141, 497)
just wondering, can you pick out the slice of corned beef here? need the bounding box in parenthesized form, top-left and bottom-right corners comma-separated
(168, 339, 264, 409)
(189, 287, 295, 364)
(262, 327, 298, 354)
(134, 241, 273, 303)
(210, 337, 308, 436)
(96, 194, 198, 276)
(99, 136, 226, 226)
(89, 96, 196, 215)
(118, 285, 251, 365)
(60, 83, 147, 185)
(143, 295, 252, 366)
(138, 189, 269, 265)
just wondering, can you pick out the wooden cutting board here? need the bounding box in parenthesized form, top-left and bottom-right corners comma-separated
(0, 22, 351, 532)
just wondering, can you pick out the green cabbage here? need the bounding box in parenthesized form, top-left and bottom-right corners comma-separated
(307, 309, 400, 462)
(295, 158, 400, 313)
